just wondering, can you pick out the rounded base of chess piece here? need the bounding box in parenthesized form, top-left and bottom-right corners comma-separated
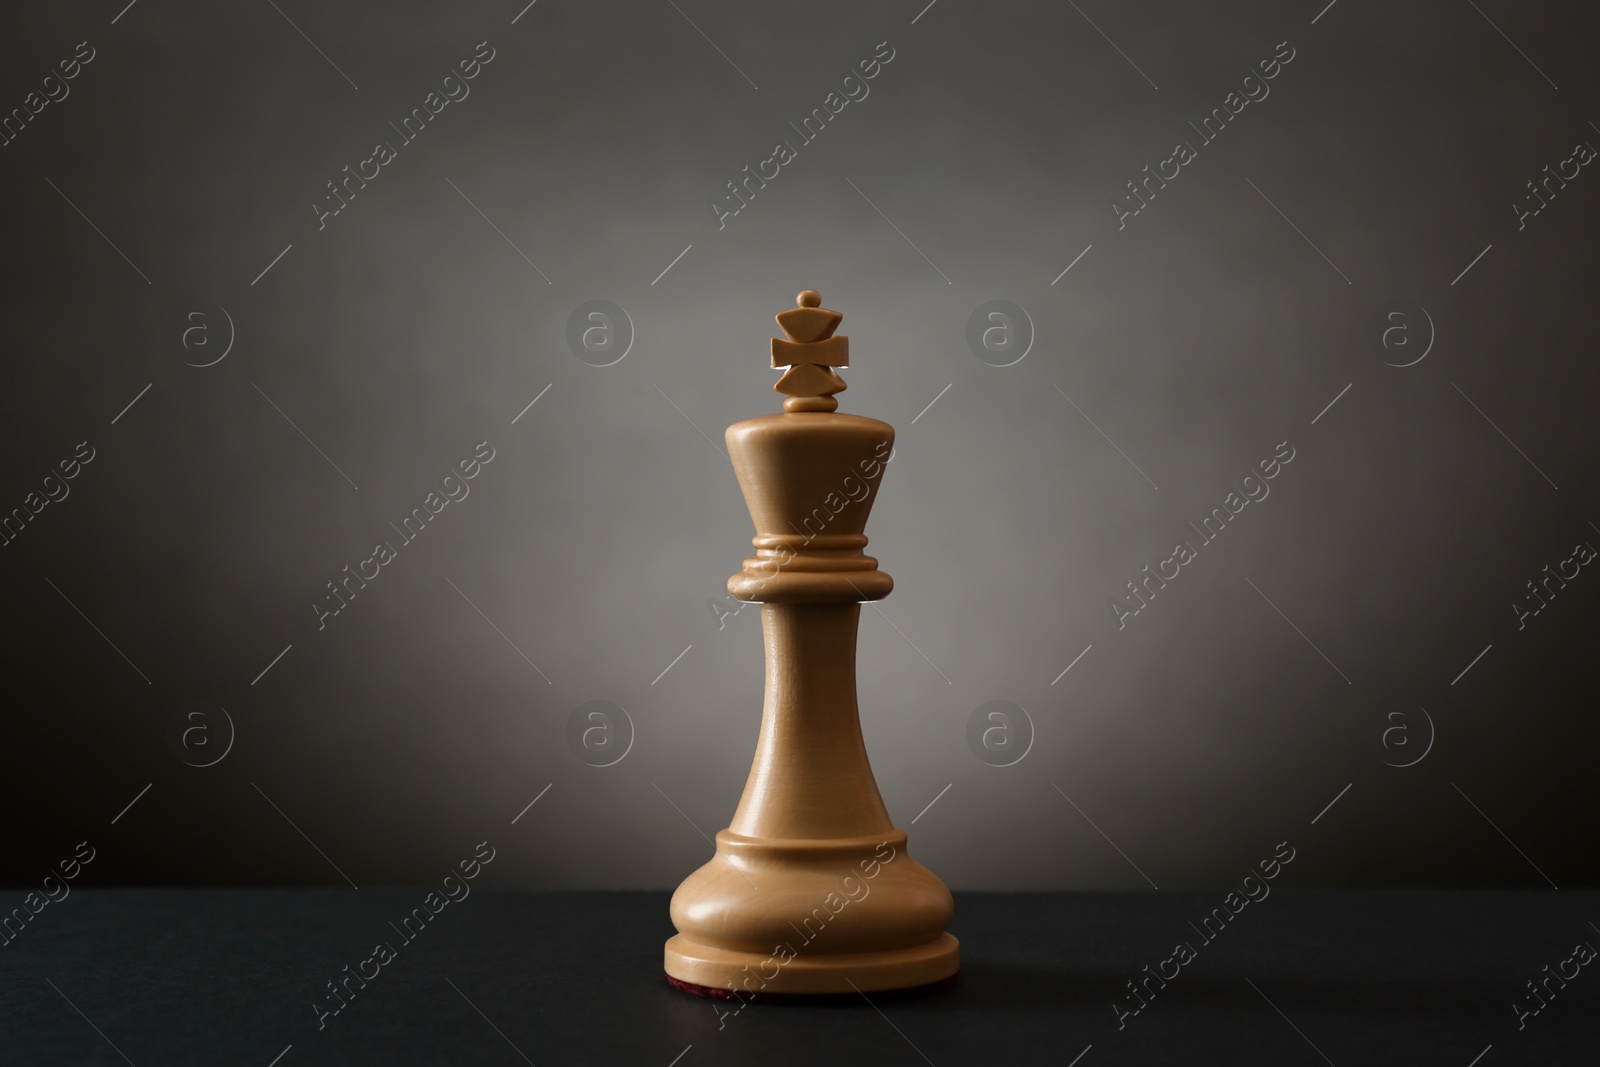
(663, 829, 960, 995)
(663, 938, 960, 997)
(665, 970, 959, 1003)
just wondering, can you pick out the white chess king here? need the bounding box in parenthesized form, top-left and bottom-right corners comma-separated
(663, 290, 960, 998)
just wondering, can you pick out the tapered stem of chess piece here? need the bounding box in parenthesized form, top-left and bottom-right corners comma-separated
(664, 291, 960, 997)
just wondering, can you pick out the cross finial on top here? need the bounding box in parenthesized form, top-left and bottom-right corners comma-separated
(772, 290, 848, 413)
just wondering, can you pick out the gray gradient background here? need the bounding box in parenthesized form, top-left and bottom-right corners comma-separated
(2, 0, 1596, 893)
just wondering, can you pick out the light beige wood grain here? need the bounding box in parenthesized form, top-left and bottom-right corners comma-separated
(664, 293, 959, 995)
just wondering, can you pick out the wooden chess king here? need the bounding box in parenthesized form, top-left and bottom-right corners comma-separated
(663, 291, 960, 998)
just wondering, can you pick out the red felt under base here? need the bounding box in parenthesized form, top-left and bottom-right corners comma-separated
(665, 971, 959, 1004)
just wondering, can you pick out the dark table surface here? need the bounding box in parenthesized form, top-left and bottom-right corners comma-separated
(2, 889, 1593, 1065)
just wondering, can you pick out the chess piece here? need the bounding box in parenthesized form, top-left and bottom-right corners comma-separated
(663, 291, 960, 997)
